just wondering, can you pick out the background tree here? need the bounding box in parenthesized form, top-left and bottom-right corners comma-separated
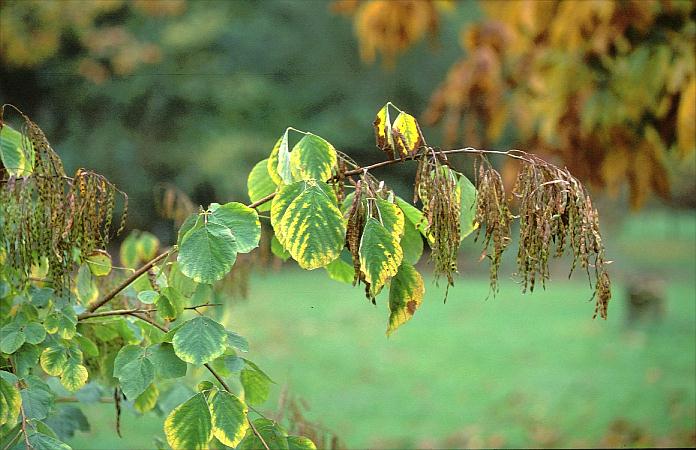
(337, 0, 696, 209)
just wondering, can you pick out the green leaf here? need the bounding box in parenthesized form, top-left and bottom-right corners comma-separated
(247, 158, 278, 212)
(0, 124, 32, 176)
(27, 431, 71, 450)
(21, 379, 54, 420)
(137, 290, 159, 305)
(238, 418, 289, 450)
(400, 218, 423, 265)
(44, 405, 89, 440)
(75, 264, 98, 305)
(113, 345, 154, 399)
(267, 130, 292, 185)
(156, 287, 184, 320)
(287, 436, 318, 450)
(375, 197, 404, 239)
(270, 236, 291, 261)
(173, 317, 227, 365)
(164, 393, 213, 450)
(43, 309, 77, 340)
(134, 383, 159, 413)
(387, 263, 425, 335)
(148, 343, 187, 379)
(226, 331, 249, 353)
(168, 262, 198, 297)
(40, 345, 68, 377)
(178, 220, 237, 284)
(324, 251, 355, 284)
(0, 323, 25, 354)
(395, 197, 432, 242)
(113, 345, 145, 378)
(240, 359, 273, 406)
(14, 344, 40, 377)
(0, 377, 20, 426)
(74, 334, 98, 358)
(359, 218, 403, 295)
(289, 133, 337, 182)
(23, 323, 46, 345)
(85, 251, 112, 277)
(119, 357, 154, 400)
(457, 173, 478, 240)
(209, 202, 261, 253)
(391, 111, 424, 158)
(60, 359, 89, 393)
(275, 181, 346, 270)
(209, 390, 248, 447)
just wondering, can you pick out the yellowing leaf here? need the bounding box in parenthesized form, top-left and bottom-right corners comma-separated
(387, 263, 425, 335)
(391, 111, 424, 158)
(359, 217, 403, 296)
(677, 77, 695, 158)
(289, 133, 337, 182)
(60, 359, 88, 392)
(267, 130, 292, 185)
(373, 103, 395, 158)
(134, 383, 159, 413)
(209, 390, 249, 447)
(275, 181, 346, 270)
(164, 393, 213, 450)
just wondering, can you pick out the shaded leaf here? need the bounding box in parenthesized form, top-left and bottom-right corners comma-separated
(134, 383, 159, 413)
(209, 202, 261, 253)
(240, 359, 273, 406)
(359, 218, 403, 295)
(173, 317, 227, 365)
(178, 220, 237, 284)
(148, 343, 187, 379)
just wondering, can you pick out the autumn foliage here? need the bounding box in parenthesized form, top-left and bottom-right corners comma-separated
(338, 0, 696, 209)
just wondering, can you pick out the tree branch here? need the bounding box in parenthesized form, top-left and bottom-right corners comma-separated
(78, 250, 172, 318)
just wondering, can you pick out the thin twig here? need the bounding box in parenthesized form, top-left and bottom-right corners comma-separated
(78, 249, 172, 318)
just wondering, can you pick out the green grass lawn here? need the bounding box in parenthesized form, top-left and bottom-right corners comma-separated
(67, 211, 696, 449)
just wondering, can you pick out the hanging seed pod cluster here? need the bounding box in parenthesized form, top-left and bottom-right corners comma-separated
(0, 106, 127, 289)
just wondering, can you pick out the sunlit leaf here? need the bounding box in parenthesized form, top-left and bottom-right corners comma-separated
(164, 393, 212, 450)
(247, 158, 278, 211)
(267, 130, 292, 185)
(391, 111, 424, 158)
(289, 133, 337, 181)
(275, 181, 346, 270)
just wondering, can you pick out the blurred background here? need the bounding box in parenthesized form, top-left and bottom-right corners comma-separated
(1, 0, 694, 448)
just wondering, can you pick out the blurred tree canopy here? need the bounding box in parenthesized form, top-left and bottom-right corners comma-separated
(338, 0, 695, 209)
(0, 0, 468, 232)
(1, 0, 693, 237)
